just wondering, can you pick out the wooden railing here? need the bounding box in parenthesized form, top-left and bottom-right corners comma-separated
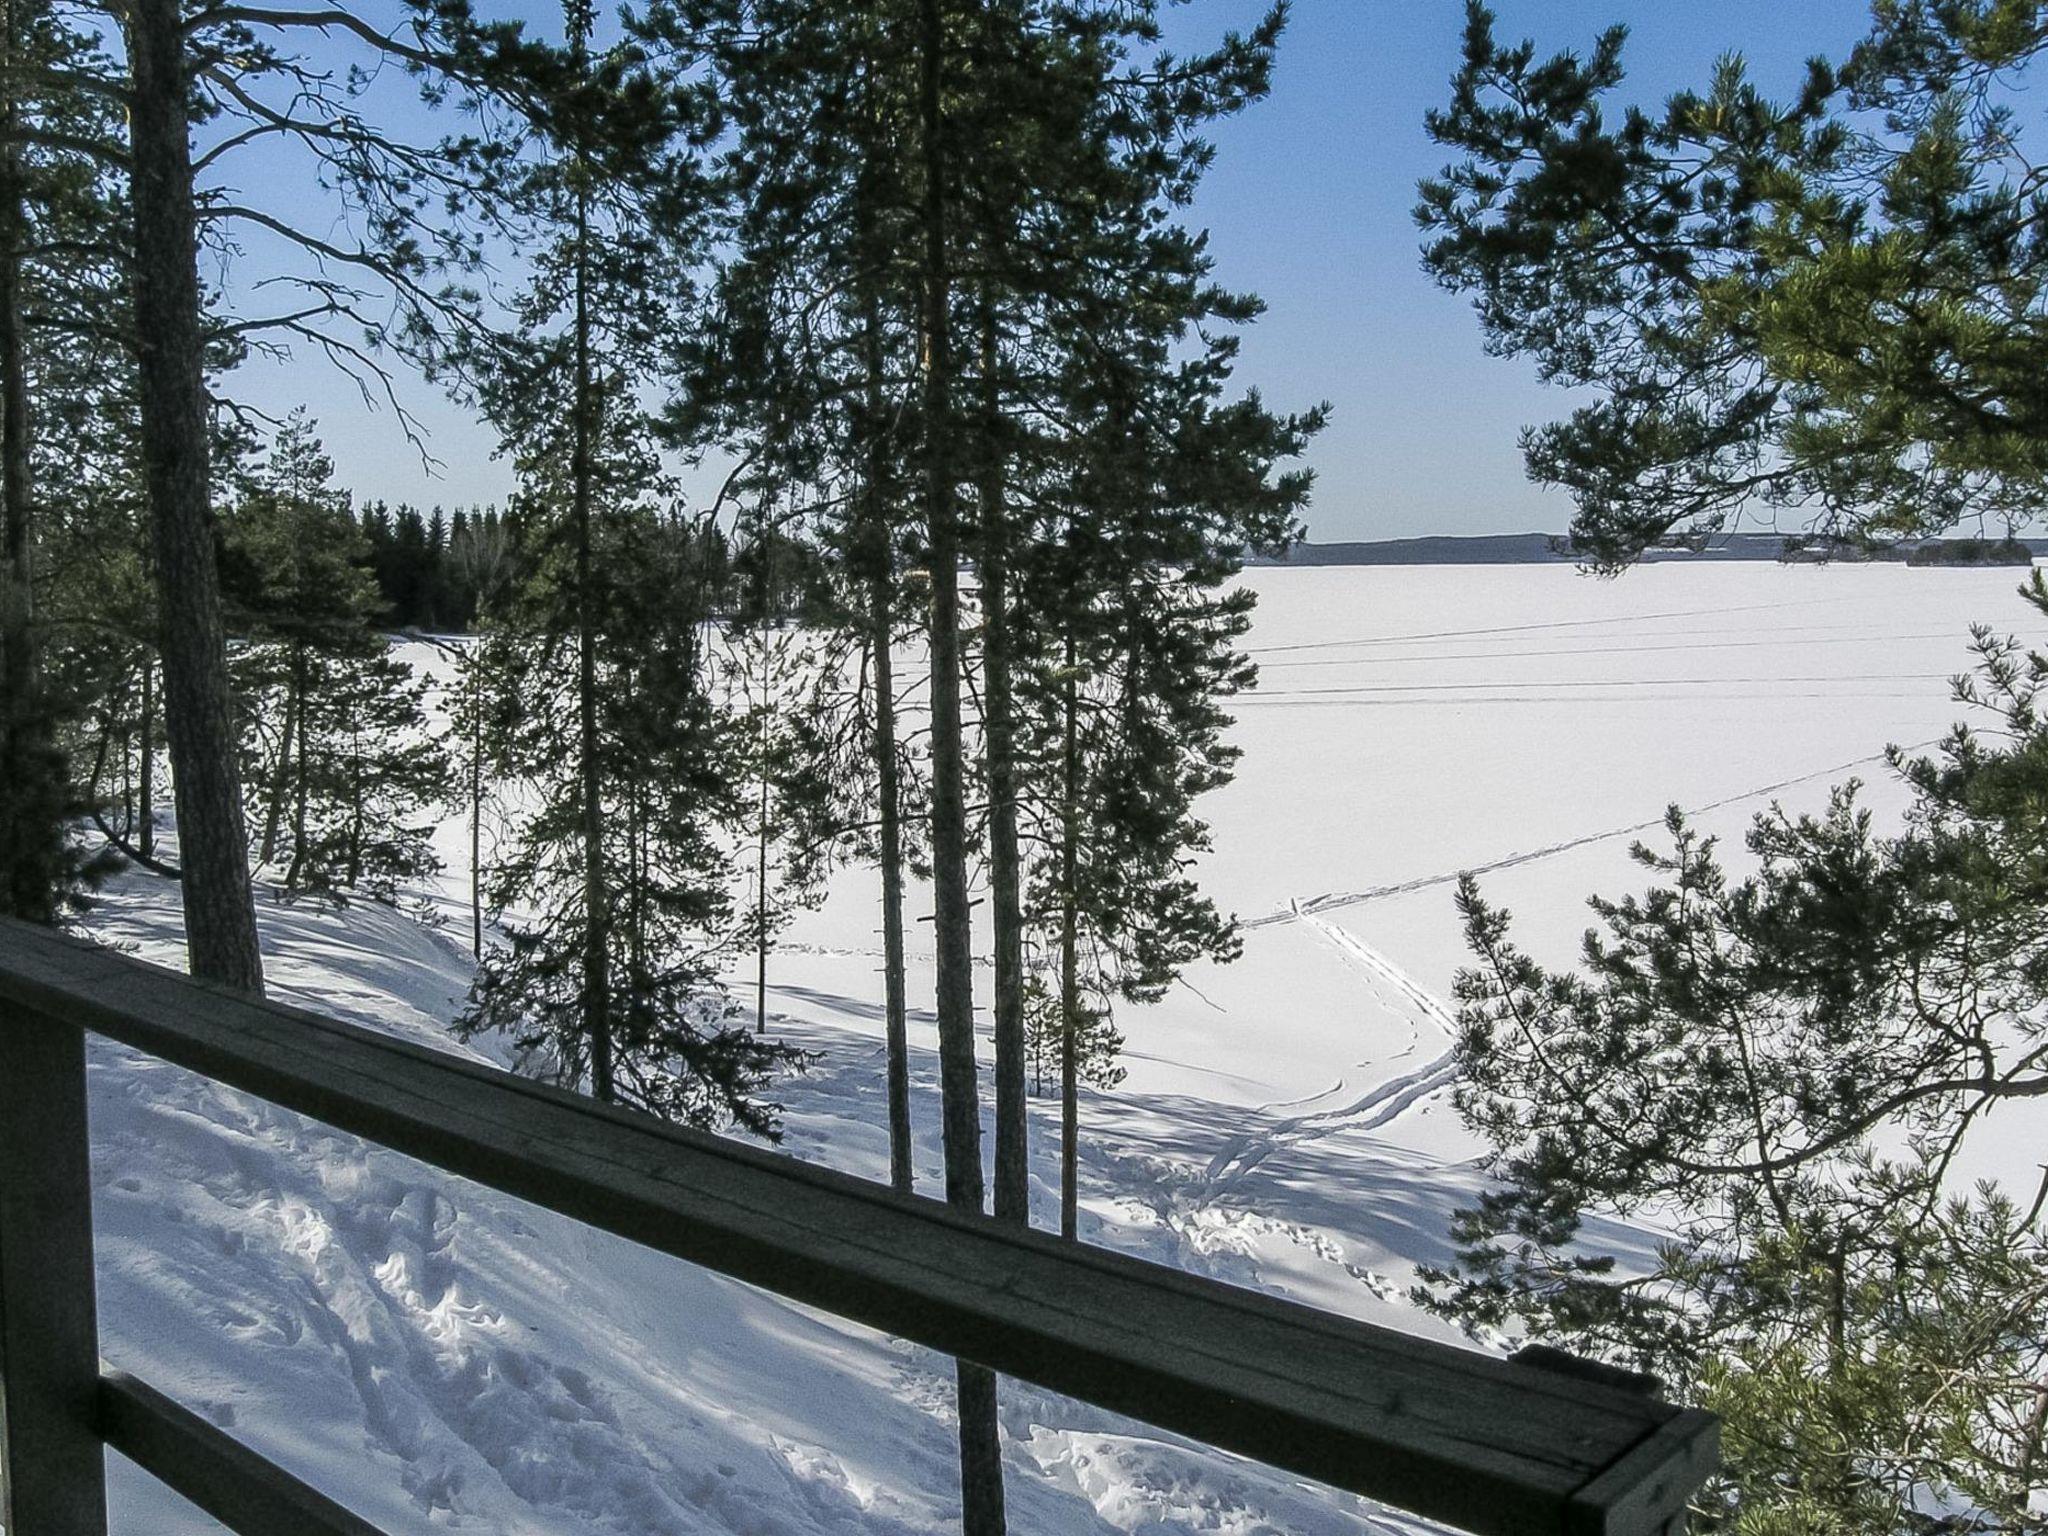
(0, 919, 1717, 1536)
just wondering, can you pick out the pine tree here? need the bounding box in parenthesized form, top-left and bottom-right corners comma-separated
(673, 0, 930, 1193)
(125, 0, 263, 987)
(1424, 587, 2048, 1525)
(99, 0, 571, 988)
(0, 0, 123, 920)
(34, 179, 159, 884)
(722, 573, 843, 1039)
(1421, 1, 2048, 565)
(945, 0, 1317, 1241)
(1017, 370, 1319, 1237)
(679, 7, 1319, 1522)
(456, 0, 801, 1131)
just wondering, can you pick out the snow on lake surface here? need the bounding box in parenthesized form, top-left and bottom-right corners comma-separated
(83, 560, 2044, 1534)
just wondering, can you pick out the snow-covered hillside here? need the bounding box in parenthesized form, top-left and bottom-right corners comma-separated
(86, 561, 2044, 1533)
(88, 879, 1451, 1536)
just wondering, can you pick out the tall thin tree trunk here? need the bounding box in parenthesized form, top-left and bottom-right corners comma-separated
(120, 684, 135, 836)
(872, 568, 913, 1193)
(854, 81, 913, 1196)
(345, 723, 363, 888)
(623, 663, 646, 1009)
(568, 0, 612, 1102)
(977, 307, 1027, 1228)
(138, 652, 157, 861)
(919, 0, 978, 1221)
(129, 0, 263, 991)
(918, 1, 1005, 1529)
(755, 752, 769, 1035)
(258, 657, 298, 867)
(285, 647, 309, 890)
(1059, 642, 1080, 1239)
(469, 658, 482, 957)
(0, 0, 41, 920)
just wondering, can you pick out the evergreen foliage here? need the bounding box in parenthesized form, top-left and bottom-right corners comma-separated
(223, 415, 449, 901)
(358, 499, 509, 631)
(1426, 586, 2048, 1529)
(1422, 13, 2048, 1522)
(1421, 0, 2048, 567)
(461, 404, 801, 1131)
(453, 4, 803, 1133)
(668, 6, 1320, 1520)
(0, 0, 125, 921)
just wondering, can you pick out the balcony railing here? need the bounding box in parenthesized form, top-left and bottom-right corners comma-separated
(0, 918, 1717, 1536)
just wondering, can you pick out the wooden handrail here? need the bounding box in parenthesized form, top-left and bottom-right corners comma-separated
(0, 919, 1717, 1536)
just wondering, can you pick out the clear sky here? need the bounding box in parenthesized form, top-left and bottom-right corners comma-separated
(264, 0, 1878, 542)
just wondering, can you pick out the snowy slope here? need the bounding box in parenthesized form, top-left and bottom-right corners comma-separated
(87, 877, 1447, 1536)
(84, 561, 2044, 1533)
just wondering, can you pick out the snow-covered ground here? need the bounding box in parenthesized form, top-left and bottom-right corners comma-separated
(82, 560, 2046, 1534)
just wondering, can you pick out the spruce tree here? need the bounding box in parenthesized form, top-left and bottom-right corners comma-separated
(222, 413, 448, 901)
(463, 404, 799, 1130)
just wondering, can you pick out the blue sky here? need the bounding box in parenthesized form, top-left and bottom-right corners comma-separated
(267, 0, 1877, 541)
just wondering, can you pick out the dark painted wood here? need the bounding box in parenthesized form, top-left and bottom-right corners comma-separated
(1512, 1343, 1663, 1399)
(0, 920, 1720, 1536)
(98, 1371, 388, 1536)
(0, 1008, 107, 1535)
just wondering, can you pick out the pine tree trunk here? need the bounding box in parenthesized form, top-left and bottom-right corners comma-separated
(469, 660, 482, 957)
(258, 657, 298, 868)
(1060, 642, 1080, 1240)
(872, 569, 913, 1194)
(568, 16, 613, 1101)
(0, 0, 41, 921)
(128, 0, 263, 992)
(978, 308, 1028, 1229)
(919, 1, 1005, 1529)
(138, 653, 157, 861)
(285, 647, 309, 890)
(854, 100, 913, 1196)
(119, 682, 135, 837)
(755, 760, 769, 1035)
(919, 0, 980, 1227)
(345, 724, 363, 889)
(628, 743, 647, 990)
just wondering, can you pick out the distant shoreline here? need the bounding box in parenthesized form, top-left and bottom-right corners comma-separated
(1253, 532, 2047, 567)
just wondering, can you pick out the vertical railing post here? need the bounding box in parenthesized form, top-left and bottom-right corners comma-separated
(0, 1010, 108, 1535)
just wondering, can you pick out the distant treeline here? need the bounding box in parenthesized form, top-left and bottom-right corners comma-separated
(356, 503, 505, 632)
(1250, 532, 2047, 568)
(351, 501, 823, 632)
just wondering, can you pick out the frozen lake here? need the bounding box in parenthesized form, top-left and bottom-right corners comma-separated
(770, 559, 2037, 1155)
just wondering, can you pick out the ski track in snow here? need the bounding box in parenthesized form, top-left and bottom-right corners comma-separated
(1244, 740, 1942, 929)
(1039, 900, 1472, 1333)
(1185, 906, 1458, 1208)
